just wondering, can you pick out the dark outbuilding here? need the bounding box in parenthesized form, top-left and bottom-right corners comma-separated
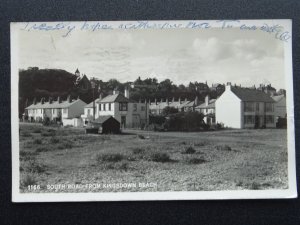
(86, 116, 121, 134)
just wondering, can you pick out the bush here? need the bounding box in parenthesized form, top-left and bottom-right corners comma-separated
(150, 152, 171, 162)
(36, 146, 50, 152)
(131, 147, 145, 154)
(50, 137, 60, 144)
(32, 139, 42, 145)
(21, 132, 32, 137)
(20, 150, 36, 160)
(21, 173, 37, 188)
(215, 145, 232, 151)
(41, 130, 56, 137)
(249, 182, 261, 190)
(186, 157, 206, 164)
(27, 160, 46, 173)
(97, 153, 124, 163)
(194, 142, 206, 147)
(32, 128, 42, 133)
(57, 142, 73, 149)
(137, 134, 145, 139)
(181, 146, 196, 154)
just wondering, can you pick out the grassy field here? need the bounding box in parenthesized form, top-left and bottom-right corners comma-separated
(19, 123, 288, 193)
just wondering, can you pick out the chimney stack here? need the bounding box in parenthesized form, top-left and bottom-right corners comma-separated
(172, 97, 175, 103)
(154, 98, 157, 105)
(205, 95, 210, 106)
(195, 96, 199, 106)
(99, 93, 103, 100)
(57, 96, 62, 103)
(179, 97, 182, 104)
(226, 82, 232, 91)
(33, 97, 37, 105)
(166, 98, 169, 105)
(49, 97, 53, 104)
(67, 95, 71, 103)
(124, 87, 130, 99)
(41, 97, 45, 104)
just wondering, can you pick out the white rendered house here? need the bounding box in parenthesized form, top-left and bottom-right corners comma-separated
(195, 95, 216, 125)
(272, 95, 286, 119)
(94, 89, 149, 128)
(215, 83, 276, 129)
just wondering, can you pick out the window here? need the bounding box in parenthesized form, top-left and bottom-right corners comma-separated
(133, 104, 137, 112)
(141, 106, 145, 111)
(119, 102, 128, 111)
(244, 102, 254, 112)
(244, 115, 254, 124)
(87, 109, 91, 116)
(109, 103, 111, 111)
(103, 103, 106, 111)
(256, 103, 259, 111)
(99, 104, 102, 111)
(265, 103, 274, 112)
(266, 115, 274, 123)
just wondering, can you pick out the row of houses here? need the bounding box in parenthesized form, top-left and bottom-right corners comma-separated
(149, 82, 286, 128)
(26, 88, 149, 128)
(25, 82, 286, 129)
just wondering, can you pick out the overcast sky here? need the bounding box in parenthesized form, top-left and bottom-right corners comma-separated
(18, 26, 285, 89)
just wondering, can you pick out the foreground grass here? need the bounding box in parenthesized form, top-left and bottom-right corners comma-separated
(19, 123, 288, 193)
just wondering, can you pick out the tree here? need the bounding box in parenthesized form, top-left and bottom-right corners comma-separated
(162, 106, 178, 116)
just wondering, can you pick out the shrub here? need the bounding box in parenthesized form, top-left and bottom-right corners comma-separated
(21, 173, 37, 188)
(20, 150, 36, 160)
(249, 182, 261, 190)
(32, 139, 42, 145)
(97, 153, 124, 163)
(215, 145, 232, 151)
(150, 152, 171, 162)
(57, 142, 73, 150)
(41, 131, 55, 137)
(181, 146, 196, 154)
(27, 160, 46, 173)
(50, 137, 60, 144)
(131, 147, 145, 154)
(32, 128, 42, 133)
(21, 132, 32, 137)
(194, 142, 206, 147)
(36, 146, 50, 152)
(186, 157, 206, 164)
(137, 134, 145, 139)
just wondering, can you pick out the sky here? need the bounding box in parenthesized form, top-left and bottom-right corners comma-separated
(17, 25, 285, 89)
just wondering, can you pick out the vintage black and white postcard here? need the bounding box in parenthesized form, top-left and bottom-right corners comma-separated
(11, 20, 296, 202)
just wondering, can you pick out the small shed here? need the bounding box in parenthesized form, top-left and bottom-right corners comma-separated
(87, 116, 120, 134)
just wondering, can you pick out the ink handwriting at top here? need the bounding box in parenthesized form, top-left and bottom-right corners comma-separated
(21, 22, 76, 37)
(118, 21, 184, 29)
(260, 24, 291, 42)
(81, 22, 113, 31)
(18, 21, 291, 42)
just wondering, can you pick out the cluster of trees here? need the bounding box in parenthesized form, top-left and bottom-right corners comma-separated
(149, 110, 207, 132)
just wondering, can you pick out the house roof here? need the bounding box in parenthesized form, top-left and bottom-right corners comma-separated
(96, 94, 130, 103)
(231, 87, 275, 102)
(26, 99, 85, 109)
(93, 116, 118, 124)
(272, 95, 285, 102)
(85, 98, 100, 108)
(196, 99, 216, 109)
